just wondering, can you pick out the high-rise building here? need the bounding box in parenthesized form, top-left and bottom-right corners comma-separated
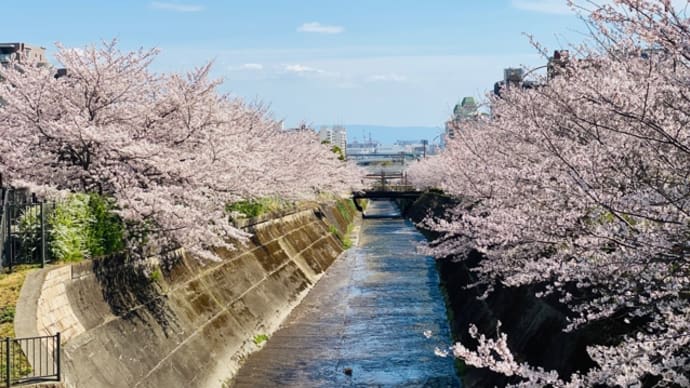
(318, 125, 347, 153)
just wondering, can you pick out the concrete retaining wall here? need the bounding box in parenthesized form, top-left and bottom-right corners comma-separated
(17, 201, 355, 388)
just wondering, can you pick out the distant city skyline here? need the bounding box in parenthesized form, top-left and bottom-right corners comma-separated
(339, 124, 443, 146)
(2, 0, 593, 130)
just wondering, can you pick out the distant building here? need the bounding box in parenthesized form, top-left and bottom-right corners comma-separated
(547, 50, 570, 80)
(285, 123, 313, 133)
(318, 125, 347, 153)
(493, 52, 570, 98)
(445, 97, 480, 141)
(0, 43, 47, 65)
(453, 97, 478, 120)
(504, 68, 524, 87)
(347, 139, 379, 155)
(393, 139, 428, 156)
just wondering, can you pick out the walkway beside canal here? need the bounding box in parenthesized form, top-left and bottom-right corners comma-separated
(231, 200, 460, 387)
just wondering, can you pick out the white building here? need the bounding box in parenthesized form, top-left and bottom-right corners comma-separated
(318, 125, 347, 152)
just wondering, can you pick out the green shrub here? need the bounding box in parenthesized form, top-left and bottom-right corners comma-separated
(86, 193, 125, 257)
(49, 194, 93, 262)
(0, 306, 15, 324)
(15, 205, 42, 260)
(49, 193, 125, 262)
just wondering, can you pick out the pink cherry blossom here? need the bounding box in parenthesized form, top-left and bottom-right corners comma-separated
(408, 1, 690, 385)
(0, 40, 364, 261)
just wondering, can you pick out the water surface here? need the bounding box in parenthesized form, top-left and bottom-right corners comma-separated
(232, 200, 459, 387)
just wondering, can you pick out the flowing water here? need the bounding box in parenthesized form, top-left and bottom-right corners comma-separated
(232, 200, 460, 387)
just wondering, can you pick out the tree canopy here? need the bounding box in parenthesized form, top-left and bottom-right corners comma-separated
(407, 1, 690, 385)
(0, 41, 364, 261)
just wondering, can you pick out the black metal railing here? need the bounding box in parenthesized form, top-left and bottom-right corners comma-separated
(0, 188, 8, 272)
(0, 333, 60, 387)
(0, 192, 57, 273)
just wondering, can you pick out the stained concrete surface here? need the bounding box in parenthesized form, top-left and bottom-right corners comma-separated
(21, 203, 353, 388)
(232, 200, 460, 387)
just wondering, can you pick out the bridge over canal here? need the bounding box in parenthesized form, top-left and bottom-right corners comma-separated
(353, 172, 423, 213)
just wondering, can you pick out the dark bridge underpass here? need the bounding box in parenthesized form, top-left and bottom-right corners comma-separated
(231, 200, 459, 387)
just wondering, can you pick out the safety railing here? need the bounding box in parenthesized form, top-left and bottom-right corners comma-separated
(1, 333, 60, 387)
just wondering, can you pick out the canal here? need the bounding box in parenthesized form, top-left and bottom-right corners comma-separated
(231, 200, 460, 387)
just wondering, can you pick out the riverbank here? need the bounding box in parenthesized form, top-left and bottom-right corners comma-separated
(399, 193, 601, 387)
(15, 199, 357, 388)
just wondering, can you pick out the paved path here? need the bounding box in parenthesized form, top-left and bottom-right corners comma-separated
(231, 201, 460, 387)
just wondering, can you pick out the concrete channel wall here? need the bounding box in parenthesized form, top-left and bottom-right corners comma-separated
(16, 200, 356, 388)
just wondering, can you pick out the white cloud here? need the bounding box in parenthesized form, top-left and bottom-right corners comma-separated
(297, 22, 344, 34)
(284, 64, 326, 74)
(368, 73, 407, 82)
(282, 64, 343, 80)
(227, 63, 265, 72)
(511, 0, 573, 14)
(150, 1, 204, 12)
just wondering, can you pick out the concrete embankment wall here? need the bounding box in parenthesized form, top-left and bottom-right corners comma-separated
(399, 193, 603, 388)
(17, 200, 356, 388)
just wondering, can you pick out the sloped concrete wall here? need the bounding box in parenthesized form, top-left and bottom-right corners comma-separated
(21, 201, 354, 388)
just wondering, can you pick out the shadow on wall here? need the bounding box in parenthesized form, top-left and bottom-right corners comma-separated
(92, 253, 179, 336)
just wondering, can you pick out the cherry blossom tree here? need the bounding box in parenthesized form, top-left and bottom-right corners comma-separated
(0, 40, 363, 260)
(408, 0, 690, 385)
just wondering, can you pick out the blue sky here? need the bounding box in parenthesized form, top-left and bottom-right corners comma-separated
(4, 0, 588, 131)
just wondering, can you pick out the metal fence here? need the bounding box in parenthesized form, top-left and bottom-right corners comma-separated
(0, 333, 60, 387)
(0, 188, 8, 272)
(0, 188, 56, 273)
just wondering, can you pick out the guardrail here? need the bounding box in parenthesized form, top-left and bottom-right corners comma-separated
(1, 333, 60, 387)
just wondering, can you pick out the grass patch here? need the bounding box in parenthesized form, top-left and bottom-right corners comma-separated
(336, 200, 353, 223)
(329, 223, 354, 249)
(342, 224, 354, 249)
(328, 224, 340, 237)
(0, 306, 15, 324)
(342, 236, 353, 249)
(149, 268, 162, 283)
(0, 340, 33, 382)
(253, 333, 269, 345)
(355, 198, 369, 211)
(226, 198, 287, 218)
(0, 265, 40, 337)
